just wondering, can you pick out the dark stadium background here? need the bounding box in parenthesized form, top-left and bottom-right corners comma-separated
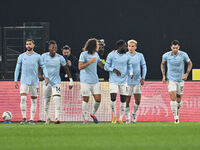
(0, 0, 200, 80)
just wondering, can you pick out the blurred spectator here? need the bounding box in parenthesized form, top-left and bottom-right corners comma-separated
(97, 39, 109, 81)
(60, 45, 79, 81)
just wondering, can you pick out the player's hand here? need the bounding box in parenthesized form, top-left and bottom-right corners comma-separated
(140, 78, 145, 86)
(162, 76, 167, 84)
(182, 73, 188, 81)
(67, 60, 72, 67)
(39, 76, 45, 81)
(69, 78, 73, 89)
(113, 68, 121, 76)
(14, 82, 19, 89)
(45, 78, 49, 86)
(130, 73, 134, 79)
(88, 57, 97, 64)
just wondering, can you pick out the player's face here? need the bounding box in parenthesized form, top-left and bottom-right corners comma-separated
(26, 41, 35, 51)
(62, 49, 71, 56)
(171, 44, 180, 54)
(128, 42, 137, 53)
(49, 44, 57, 55)
(119, 43, 128, 53)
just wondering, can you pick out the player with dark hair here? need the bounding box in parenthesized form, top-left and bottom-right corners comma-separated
(104, 40, 133, 124)
(40, 40, 73, 124)
(14, 39, 49, 124)
(79, 38, 104, 124)
(161, 40, 193, 124)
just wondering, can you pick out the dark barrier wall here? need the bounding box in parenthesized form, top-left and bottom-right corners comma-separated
(0, 0, 200, 80)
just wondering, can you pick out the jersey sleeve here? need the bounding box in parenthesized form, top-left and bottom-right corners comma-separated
(60, 56, 67, 66)
(39, 55, 48, 78)
(14, 55, 22, 82)
(104, 52, 114, 72)
(183, 52, 190, 63)
(79, 52, 85, 62)
(127, 56, 133, 75)
(140, 54, 147, 79)
(162, 53, 167, 62)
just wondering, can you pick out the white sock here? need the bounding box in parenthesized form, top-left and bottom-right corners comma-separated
(110, 101, 117, 117)
(30, 98, 37, 121)
(177, 101, 182, 109)
(82, 101, 88, 121)
(125, 107, 130, 121)
(53, 96, 61, 120)
(133, 103, 139, 114)
(119, 102, 126, 121)
(177, 101, 183, 116)
(20, 96, 27, 119)
(44, 97, 51, 120)
(170, 101, 178, 120)
(92, 102, 100, 116)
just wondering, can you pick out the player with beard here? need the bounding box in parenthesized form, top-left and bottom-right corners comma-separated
(14, 39, 49, 124)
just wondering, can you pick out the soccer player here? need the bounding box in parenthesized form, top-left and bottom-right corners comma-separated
(161, 40, 193, 124)
(125, 40, 147, 124)
(104, 40, 133, 124)
(40, 40, 73, 124)
(79, 38, 104, 124)
(14, 39, 49, 124)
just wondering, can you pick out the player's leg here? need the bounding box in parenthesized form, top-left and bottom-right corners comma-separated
(29, 85, 39, 124)
(125, 85, 133, 124)
(43, 85, 52, 124)
(20, 84, 29, 124)
(109, 83, 118, 124)
(90, 83, 101, 123)
(132, 94, 141, 123)
(52, 84, 62, 124)
(132, 84, 142, 123)
(118, 84, 128, 124)
(80, 83, 90, 124)
(176, 81, 184, 118)
(168, 81, 179, 124)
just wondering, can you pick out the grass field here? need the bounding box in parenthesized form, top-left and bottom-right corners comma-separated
(0, 122, 200, 150)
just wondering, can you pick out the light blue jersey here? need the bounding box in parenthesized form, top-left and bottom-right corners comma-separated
(127, 51, 147, 85)
(41, 52, 66, 86)
(104, 51, 133, 84)
(14, 52, 48, 86)
(162, 50, 190, 82)
(79, 51, 100, 84)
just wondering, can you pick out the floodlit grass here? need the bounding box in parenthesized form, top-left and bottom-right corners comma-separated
(0, 122, 200, 150)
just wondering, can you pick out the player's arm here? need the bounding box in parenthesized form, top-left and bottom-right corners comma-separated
(140, 54, 147, 85)
(38, 67, 44, 81)
(64, 65, 73, 89)
(127, 58, 133, 79)
(97, 61, 104, 69)
(78, 58, 96, 70)
(182, 52, 193, 81)
(161, 60, 167, 83)
(39, 56, 49, 86)
(14, 60, 21, 89)
(104, 52, 121, 76)
(182, 60, 193, 81)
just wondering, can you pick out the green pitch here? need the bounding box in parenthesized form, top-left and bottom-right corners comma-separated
(0, 122, 200, 150)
